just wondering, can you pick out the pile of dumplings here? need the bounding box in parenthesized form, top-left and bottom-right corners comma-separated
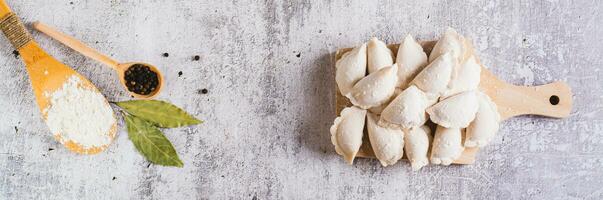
(331, 28, 501, 170)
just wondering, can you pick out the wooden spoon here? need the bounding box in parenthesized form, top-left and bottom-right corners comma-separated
(0, 0, 117, 154)
(32, 22, 164, 99)
(334, 41, 573, 164)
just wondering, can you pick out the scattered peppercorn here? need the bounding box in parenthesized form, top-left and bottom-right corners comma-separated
(124, 64, 159, 95)
(296, 53, 301, 58)
(200, 89, 208, 94)
(193, 55, 200, 61)
(162, 53, 169, 57)
(12, 50, 19, 58)
(178, 71, 183, 77)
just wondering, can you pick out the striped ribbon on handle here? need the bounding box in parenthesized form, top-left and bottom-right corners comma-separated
(0, 12, 31, 49)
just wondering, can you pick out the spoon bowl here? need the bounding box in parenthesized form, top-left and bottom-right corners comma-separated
(117, 62, 163, 98)
(32, 21, 164, 99)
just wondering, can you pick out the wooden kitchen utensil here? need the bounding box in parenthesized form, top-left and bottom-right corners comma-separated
(0, 0, 117, 154)
(32, 22, 164, 99)
(334, 41, 573, 164)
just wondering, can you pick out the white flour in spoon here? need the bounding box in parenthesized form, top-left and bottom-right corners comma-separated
(44, 75, 115, 149)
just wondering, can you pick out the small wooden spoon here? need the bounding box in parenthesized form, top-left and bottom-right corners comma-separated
(335, 40, 573, 165)
(32, 22, 164, 99)
(0, 1, 117, 154)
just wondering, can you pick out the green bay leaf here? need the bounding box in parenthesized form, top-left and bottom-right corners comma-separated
(117, 100, 202, 128)
(125, 114, 184, 167)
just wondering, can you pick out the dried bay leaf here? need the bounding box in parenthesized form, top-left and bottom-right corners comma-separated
(124, 114, 183, 167)
(117, 100, 202, 128)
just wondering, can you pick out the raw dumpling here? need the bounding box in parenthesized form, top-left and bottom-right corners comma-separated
(336, 43, 367, 96)
(368, 103, 387, 115)
(430, 126, 464, 165)
(367, 101, 389, 115)
(427, 91, 479, 128)
(379, 85, 437, 129)
(465, 92, 501, 147)
(411, 52, 454, 96)
(347, 64, 398, 109)
(330, 106, 367, 164)
(404, 125, 432, 171)
(368, 37, 394, 74)
(443, 55, 481, 98)
(429, 28, 467, 63)
(367, 112, 405, 167)
(367, 88, 402, 114)
(396, 34, 428, 89)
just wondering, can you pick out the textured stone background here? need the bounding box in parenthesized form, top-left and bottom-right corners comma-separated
(0, 0, 601, 199)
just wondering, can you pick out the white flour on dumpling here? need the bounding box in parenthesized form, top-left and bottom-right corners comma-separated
(411, 52, 454, 96)
(429, 28, 467, 63)
(404, 125, 432, 171)
(347, 64, 398, 109)
(427, 90, 479, 128)
(336, 43, 367, 96)
(443, 55, 481, 98)
(368, 37, 394, 74)
(367, 88, 402, 114)
(367, 112, 404, 167)
(379, 85, 437, 129)
(395, 34, 428, 89)
(430, 126, 464, 166)
(465, 91, 501, 147)
(330, 106, 367, 164)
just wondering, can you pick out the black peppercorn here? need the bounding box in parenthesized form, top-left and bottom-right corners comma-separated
(124, 64, 160, 95)
(193, 55, 200, 61)
(162, 53, 169, 57)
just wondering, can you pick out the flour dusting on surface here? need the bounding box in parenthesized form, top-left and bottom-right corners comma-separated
(45, 75, 116, 149)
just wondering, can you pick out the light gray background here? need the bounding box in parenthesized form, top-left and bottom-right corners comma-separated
(0, 0, 601, 199)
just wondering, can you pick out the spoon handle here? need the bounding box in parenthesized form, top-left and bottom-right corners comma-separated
(32, 21, 121, 71)
(0, 1, 33, 51)
(0, 0, 10, 17)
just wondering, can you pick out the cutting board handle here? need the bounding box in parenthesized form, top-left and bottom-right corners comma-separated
(505, 81, 573, 119)
(479, 68, 573, 120)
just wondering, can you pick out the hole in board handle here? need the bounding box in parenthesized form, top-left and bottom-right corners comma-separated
(549, 95, 560, 105)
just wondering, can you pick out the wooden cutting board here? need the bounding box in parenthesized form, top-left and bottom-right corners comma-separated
(334, 40, 572, 164)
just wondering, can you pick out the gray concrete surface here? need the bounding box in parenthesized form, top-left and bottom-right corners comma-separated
(0, 0, 601, 199)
